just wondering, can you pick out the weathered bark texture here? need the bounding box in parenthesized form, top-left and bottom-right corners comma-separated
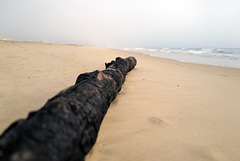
(0, 57, 137, 161)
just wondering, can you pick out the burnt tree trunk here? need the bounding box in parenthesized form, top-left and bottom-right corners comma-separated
(0, 57, 137, 161)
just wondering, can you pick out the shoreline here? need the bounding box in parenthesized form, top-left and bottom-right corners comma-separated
(119, 48, 240, 69)
(1, 41, 240, 161)
(114, 47, 240, 70)
(2, 40, 240, 69)
(2, 39, 240, 69)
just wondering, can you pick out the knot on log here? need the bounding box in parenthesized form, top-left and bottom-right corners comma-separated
(0, 57, 136, 161)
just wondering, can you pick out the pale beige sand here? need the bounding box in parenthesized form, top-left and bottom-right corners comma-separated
(1, 41, 240, 161)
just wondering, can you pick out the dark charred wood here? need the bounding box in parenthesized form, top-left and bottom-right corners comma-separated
(0, 57, 137, 161)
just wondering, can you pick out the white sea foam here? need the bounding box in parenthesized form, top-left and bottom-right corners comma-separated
(122, 48, 240, 68)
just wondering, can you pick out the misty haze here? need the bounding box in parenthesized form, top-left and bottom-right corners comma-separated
(1, 0, 240, 48)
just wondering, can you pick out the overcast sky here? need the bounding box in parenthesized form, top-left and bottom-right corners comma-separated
(0, 0, 240, 48)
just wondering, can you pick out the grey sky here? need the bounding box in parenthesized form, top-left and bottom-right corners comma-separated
(0, 0, 240, 48)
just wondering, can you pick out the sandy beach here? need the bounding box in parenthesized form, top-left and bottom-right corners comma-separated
(1, 40, 240, 161)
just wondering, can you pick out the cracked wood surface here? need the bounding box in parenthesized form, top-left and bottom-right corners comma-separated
(0, 57, 137, 161)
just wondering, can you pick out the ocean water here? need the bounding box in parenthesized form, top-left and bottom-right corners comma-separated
(123, 48, 240, 68)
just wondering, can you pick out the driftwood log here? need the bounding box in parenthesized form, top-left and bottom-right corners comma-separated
(0, 57, 137, 161)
